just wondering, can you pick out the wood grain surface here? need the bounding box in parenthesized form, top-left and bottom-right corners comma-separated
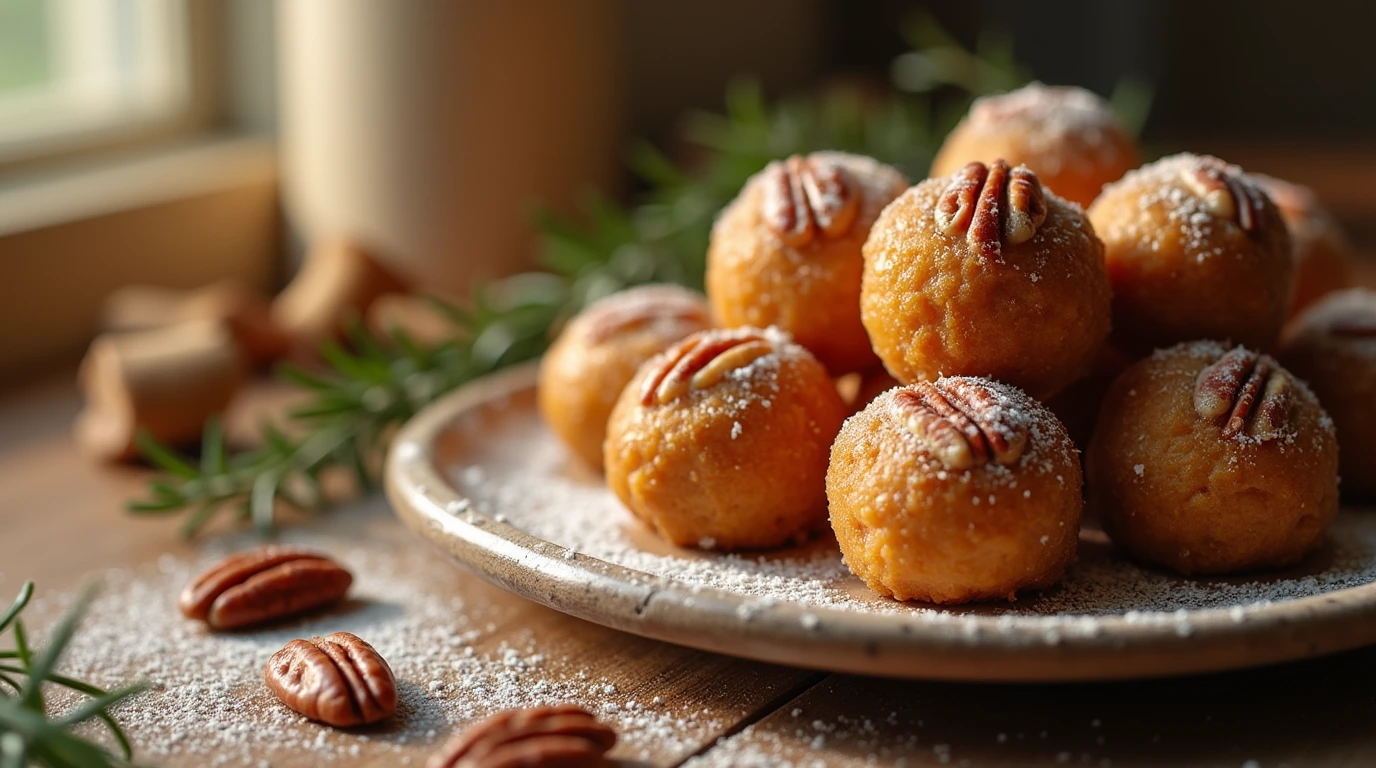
(4, 376, 1376, 767)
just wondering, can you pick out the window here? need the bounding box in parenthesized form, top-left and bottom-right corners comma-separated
(0, 0, 195, 166)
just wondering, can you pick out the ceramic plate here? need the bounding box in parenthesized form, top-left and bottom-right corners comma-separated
(385, 363, 1376, 682)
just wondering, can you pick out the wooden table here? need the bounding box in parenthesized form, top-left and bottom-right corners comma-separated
(4, 377, 1376, 768)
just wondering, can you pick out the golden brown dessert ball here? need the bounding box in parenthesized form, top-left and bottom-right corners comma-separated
(827, 377, 1082, 604)
(538, 285, 710, 470)
(1279, 289, 1376, 499)
(930, 83, 1139, 209)
(707, 152, 908, 375)
(1089, 341, 1339, 575)
(1089, 154, 1293, 353)
(861, 159, 1111, 400)
(604, 326, 846, 550)
(1251, 174, 1355, 318)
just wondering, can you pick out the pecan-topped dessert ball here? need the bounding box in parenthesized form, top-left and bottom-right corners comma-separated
(1279, 289, 1376, 499)
(1089, 154, 1293, 353)
(604, 326, 846, 550)
(706, 152, 908, 375)
(861, 160, 1111, 399)
(930, 83, 1139, 208)
(538, 285, 711, 470)
(828, 377, 1082, 604)
(1089, 342, 1339, 575)
(1252, 174, 1355, 317)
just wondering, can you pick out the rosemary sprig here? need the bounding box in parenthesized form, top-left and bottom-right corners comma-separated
(128, 18, 1134, 536)
(0, 582, 144, 768)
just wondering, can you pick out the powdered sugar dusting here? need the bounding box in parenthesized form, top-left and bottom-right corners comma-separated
(24, 502, 724, 767)
(451, 390, 1376, 623)
(961, 83, 1126, 176)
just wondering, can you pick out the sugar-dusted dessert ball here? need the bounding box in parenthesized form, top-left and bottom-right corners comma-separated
(1279, 289, 1376, 499)
(827, 377, 1082, 604)
(1251, 174, 1355, 318)
(850, 368, 902, 414)
(930, 83, 1139, 208)
(604, 326, 846, 550)
(538, 285, 710, 470)
(1089, 342, 1339, 575)
(861, 160, 1111, 399)
(707, 152, 908, 375)
(1089, 154, 1293, 353)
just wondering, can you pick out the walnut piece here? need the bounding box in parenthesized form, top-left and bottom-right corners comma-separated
(179, 547, 352, 631)
(936, 160, 1048, 259)
(762, 155, 861, 247)
(1194, 347, 1292, 441)
(264, 632, 397, 727)
(891, 380, 1029, 470)
(640, 331, 772, 406)
(427, 704, 617, 768)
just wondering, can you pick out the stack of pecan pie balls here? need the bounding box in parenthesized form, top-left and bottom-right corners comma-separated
(538, 81, 1367, 604)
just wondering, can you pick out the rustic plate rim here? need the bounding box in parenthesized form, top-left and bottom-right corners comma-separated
(384, 362, 1376, 682)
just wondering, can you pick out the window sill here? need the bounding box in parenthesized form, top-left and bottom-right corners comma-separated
(0, 136, 280, 380)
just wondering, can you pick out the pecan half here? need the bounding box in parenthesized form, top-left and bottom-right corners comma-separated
(582, 290, 709, 344)
(179, 547, 352, 631)
(891, 380, 1029, 470)
(935, 161, 1047, 259)
(265, 632, 397, 727)
(427, 705, 617, 768)
(640, 330, 773, 406)
(1194, 347, 1292, 441)
(1179, 160, 1268, 233)
(762, 155, 861, 247)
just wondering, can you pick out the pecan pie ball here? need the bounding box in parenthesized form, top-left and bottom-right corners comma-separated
(604, 326, 846, 550)
(828, 377, 1082, 604)
(1251, 174, 1355, 318)
(860, 160, 1111, 400)
(706, 151, 909, 375)
(538, 285, 711, 470)
(1088, 154, 1293, 353)
(1089, 342, 1339, 575)
(930, 83, 1139, 208)
(1279, 289, 1376, 499)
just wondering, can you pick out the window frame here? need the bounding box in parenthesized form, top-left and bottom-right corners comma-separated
(0, 0, 225, 176)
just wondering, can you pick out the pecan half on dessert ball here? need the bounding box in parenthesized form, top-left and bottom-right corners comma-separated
(1279, 288, 1376, 499)
(604, 326, 846, 550)
(706, 152, 908, 375)
(827, 377, 1083, 604)
(1089, 342, 1339, 575)
(1251, 174, 1356, 318)
(538, 285, 711, 470)
(1089, 154, 1293, 353)
(860, 160, 1111, 400)
(930, 82, 1140, 209)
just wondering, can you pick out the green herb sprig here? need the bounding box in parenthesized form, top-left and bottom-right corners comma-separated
(0, 582, 144, 768)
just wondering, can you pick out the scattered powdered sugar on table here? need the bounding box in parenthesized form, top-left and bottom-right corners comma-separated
(451, 394, 1376, 622)
(27, 505, 720, 767)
